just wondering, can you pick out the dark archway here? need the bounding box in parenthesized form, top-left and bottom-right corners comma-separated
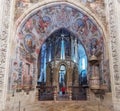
(37, 28, 88, 100)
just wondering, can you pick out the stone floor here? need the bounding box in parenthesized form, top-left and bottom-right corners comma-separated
(17, 101, 113, 111)
(5, 91, 113, 111)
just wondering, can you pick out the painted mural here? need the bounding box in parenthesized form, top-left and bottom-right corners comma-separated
(24, 34, 36, 53)
(18, 4, 104, 56)
(10, 3, 110, 93)
(15, 0, 106, 23)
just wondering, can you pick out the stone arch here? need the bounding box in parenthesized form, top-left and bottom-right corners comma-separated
(11, 1, 110, 93)
(15, 1, 107, 53)
(16, 2, 106, 55)
(56, 61, 68, 73)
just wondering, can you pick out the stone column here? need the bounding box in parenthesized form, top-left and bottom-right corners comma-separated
(53, 67, 58, 92)
(0, 0, 13, 110)
(74, 66, 79, 86)
(106, 0, 120, 110)
(71, 36, 74, 60)
(67, 68, 72, 87)
(67, 66, 73, 100)
(69, 87, 72, 100)
(74, 38, 78, 62)
(46, 65, 51, 86)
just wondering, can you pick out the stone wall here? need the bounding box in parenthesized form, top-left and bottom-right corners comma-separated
(106, 0, 120, 110)
(0, 0, 13, 110)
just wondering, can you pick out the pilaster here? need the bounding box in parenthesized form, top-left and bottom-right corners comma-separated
(106, 0, 120, 110)
(0, 0, 13, 110)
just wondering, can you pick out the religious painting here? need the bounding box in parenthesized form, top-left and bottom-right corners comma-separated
(90, 38, 98, 55)
(22, 63, 33, 91)
(38, 16, 51, 33)
(24, 34, 36, 53)
(73, 18, 86, 35)
(10, 59, 19, 91)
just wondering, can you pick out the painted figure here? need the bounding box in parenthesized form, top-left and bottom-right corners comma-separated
(24, 34, 36, 52)
(39, 16, 51, 33)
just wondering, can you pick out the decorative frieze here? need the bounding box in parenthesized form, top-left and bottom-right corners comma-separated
(108, 0, 120, 104)
(0, 0, 11, 110)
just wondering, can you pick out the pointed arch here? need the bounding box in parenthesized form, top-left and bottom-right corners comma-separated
(10, 2, 109, 93)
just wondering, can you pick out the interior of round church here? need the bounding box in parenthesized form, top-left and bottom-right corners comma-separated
(1, 0, 120, 111)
